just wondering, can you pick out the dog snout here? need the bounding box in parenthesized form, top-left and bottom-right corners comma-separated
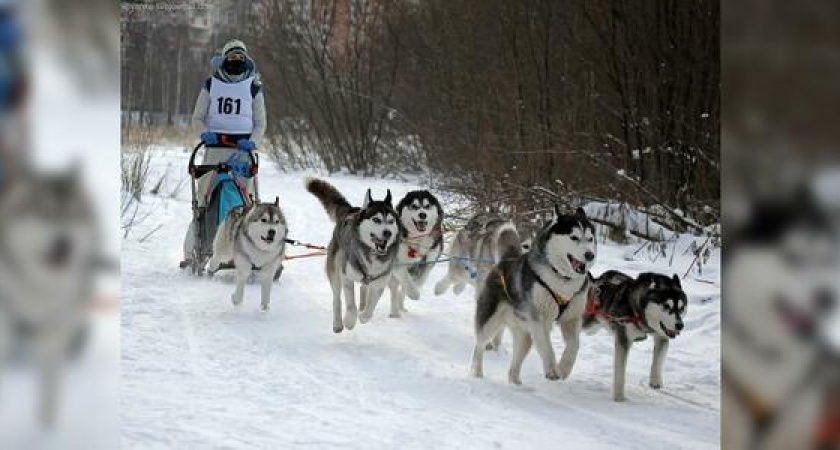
(267, 229, 276, 239)
(675, 322, 684, 331)
(382, 230, 392, 239)
(418, 212, 427, 220)
(584, 251, 595, 262)
(814, 288, 836, 312)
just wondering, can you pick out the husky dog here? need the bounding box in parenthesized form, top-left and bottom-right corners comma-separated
(434, 212, 535, 297)
(723, 188, 840, 450)
(0, 168, 99, 427)
(306, 178, 419, 332)
(584, 270, 687, 402)
(206, 198, 287, 311)
(471, 206, 596, 384)
(515, 220, 540, 253)
(386, 190, 445, 318)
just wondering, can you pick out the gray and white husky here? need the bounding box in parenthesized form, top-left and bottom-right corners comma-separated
(0, 168, 99, 427)
(207, 198, 287, 311)
(387, 190, 445, 318)
(306, 178, 419, 333)
(434, 212, 536, 297)
(471, 206, 596, 384)
(584, 270, 687, 402)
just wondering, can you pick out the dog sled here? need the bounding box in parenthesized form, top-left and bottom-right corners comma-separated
(179, 141, 281, 281)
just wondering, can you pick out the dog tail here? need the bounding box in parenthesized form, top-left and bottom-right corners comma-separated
(497, 223, 523, 262)
(305, 177, 352, 222)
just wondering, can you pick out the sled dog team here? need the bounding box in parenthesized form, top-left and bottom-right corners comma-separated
(208, 177, 688, 402)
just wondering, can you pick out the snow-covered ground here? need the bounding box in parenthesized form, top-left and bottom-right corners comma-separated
(122, 147, 720, 449)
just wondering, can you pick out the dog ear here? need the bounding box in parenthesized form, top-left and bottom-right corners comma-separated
(575, 206, 587, 218)
(385, 189, 393, 205)
(274, 196, 279, 206)
(672, 273, 681, 288)
(363, 189, 372, 208)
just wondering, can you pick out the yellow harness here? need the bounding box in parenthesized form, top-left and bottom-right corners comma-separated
(498, 272, 570, 309)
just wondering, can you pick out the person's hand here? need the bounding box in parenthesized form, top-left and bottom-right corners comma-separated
(0, 21, 21, 51)
(201, 132, 218, 145)
(237, 139, 256, 152)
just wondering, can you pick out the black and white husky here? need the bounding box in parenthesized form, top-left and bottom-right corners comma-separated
(387, 190, 444, 318)
(306, 178, 419, 333)
(0, 169, 99, 427)
(723, 188, 839, 450)
(207, 198, 287, 311)
(471, 206, 596, 384)
(584, 270, 687, 402)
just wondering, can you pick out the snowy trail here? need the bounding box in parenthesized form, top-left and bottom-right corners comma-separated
(122, 148, 720, 449)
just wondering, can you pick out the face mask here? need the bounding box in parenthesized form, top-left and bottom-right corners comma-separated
(224, 58, 246, 75)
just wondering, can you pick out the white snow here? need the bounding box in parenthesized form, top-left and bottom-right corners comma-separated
(122, 147, 720, 449)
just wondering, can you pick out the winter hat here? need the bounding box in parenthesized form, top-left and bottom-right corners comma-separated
(222, 39, 248, 56)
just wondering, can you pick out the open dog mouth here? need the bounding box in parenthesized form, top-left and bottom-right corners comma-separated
(567, 254, 586, 274)
(261, 235, 275, 244)
(659, 322, 679, 339)
(45, 236, 72, 268)
(371, 235, 389, 254)
(413, 219, 428, 233)
(775, 297, 816, 339)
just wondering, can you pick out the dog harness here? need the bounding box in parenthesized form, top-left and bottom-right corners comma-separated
(498, 263, 588, 321)
(583, 295, 645, 326)
(583, 281, 650, 330)
(403, 228, 444, 260)
(525, 263, 571, 318)
(350, 256, 392, 285)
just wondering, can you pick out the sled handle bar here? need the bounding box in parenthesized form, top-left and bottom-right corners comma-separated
(188, 141, 259, 176)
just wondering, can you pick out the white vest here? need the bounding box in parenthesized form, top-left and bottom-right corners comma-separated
(206, 76, 255, 134)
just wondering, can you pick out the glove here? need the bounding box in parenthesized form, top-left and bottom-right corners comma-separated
(225, 152, 252, 178)
(0, 21, 21, 51)
(237, 139, 256, 152)
(201, 132, 218, 145)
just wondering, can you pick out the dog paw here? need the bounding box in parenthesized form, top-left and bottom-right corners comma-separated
(485, 342, 498, 351)
(389, 312, 401, 319)
(404, 285, 420, 301)
(344, 312, 357, 329)
(433, 283, 447, 296)
(453, 283, 466, 295)
(649, 381, 663, 390)
(333, 325, 344, 334)
(613, 394, 627, 402)
(508, 374, 522, 385)
(545, 368, 560, 381)
(231, 295, 244, 306)
(261, 304, 270, 312)
(470, 367, 484, 379)
(556, 361, 574, 380)
(358, 312, 371, 324)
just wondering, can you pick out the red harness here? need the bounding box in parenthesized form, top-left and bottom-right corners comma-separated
(584, 291, 645, 325)
(404, 228, 444, 259)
